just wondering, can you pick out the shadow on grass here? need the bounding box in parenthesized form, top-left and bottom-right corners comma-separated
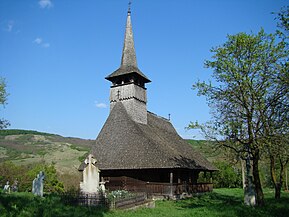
(0, 192, 109, 217)
(177, 189, 289, 217)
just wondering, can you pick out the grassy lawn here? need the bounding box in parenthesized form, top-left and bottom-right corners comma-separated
(107, 188, 289, 217)
(0, 188, 288, 217)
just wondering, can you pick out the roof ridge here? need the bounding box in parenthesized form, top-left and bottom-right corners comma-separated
(147, 111, 170, 122)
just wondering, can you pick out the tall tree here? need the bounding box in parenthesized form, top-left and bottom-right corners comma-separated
(0, 77, 9, 129)
(278, 6, 289, 193)
(190, 29, 288, 206)
(264, 6, 289, 199)
(266, 135, 289, 199)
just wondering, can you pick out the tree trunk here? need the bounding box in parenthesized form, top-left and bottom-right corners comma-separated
(244, 156, 256, 206)
(270, 155, 284, 199)
(241, 159, 246, 189)
(285, 168, 288, 191)
(275, 183, 282, 199)
(270, 155, 278, 198)
(252, 154, 264, 206)
(276, 158, 286, 199)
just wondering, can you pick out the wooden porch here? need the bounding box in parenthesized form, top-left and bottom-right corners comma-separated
(105, 176, 213, 196)
(146, 182, 213, 196)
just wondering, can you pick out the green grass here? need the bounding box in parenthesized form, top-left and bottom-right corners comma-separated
(107, 188, 289, 217)
(0, 192, 108, 217)
(1, 188, 288, 217)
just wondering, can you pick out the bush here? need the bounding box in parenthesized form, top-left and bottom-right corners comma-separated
(107, 190, 135, 201)
(212, 161, 242, 188)
(0, 162, 64, 193)
(26, 163, 65, 193)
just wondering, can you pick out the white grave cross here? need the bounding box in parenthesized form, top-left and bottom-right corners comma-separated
(80, 154, 100, 194)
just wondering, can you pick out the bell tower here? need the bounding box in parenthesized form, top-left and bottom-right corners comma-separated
(105, 7, 151, 124)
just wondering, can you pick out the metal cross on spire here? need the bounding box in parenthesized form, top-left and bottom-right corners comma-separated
(128, 0, 132, 13)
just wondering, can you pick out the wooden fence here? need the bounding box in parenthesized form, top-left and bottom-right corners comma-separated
(61, 192, 108, 207)
(61, 192, 147, 209)
(111, 192, 147, 209)
(78, 193, 108, 207)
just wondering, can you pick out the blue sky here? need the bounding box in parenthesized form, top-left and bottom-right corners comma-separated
(0, 0, 287, 139)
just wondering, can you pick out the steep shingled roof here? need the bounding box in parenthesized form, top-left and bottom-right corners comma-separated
(80, 102, 216, 171)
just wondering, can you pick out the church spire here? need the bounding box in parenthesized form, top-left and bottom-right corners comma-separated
(105, 6, 150, 83)
(121, 4, 137, 68)
(106, 4, 150, 124)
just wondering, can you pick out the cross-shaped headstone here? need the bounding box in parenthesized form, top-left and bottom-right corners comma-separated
(85, 154, 97, 165)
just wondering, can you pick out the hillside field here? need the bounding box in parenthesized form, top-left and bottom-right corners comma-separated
(0, 130, 215, 176)
(0, 129, 94, 175)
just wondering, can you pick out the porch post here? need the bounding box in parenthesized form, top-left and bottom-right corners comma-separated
(170, 171, 173, 197)
(210, 171, 213, 183)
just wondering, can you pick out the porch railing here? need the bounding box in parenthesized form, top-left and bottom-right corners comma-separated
(146, 182, 213, 196)
(105, 177, 213, 196)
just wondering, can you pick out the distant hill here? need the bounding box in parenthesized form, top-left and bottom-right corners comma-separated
(0, 130, 224, 175)
(187, 139, 235, 163)
(0, 129, 94, 174)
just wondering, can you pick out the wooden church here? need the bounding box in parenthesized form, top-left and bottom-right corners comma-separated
(79, 8, 216, 197)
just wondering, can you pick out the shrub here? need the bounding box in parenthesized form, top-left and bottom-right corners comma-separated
(107, 190, 135, 201)
(0, 162, 64, 193)
(212, 161, 242, 188)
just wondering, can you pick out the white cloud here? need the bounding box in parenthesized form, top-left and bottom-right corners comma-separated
(95, 101, 107, 109)
(2, 20, 15, 32)
(7, 20, 14, 32)
(34, 37, 42, 44)
(39, 0, 53, 9)
(42, 43, 50, 48)
(33, 37, 50, 48)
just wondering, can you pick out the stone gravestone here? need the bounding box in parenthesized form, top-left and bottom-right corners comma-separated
(3, 181, 10, 193)
(80, 154, 100, 194)
(11, 179, 18, 192)
(32, 171, 45, 197)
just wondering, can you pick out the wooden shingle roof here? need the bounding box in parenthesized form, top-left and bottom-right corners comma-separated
(105, 66, 150, 83)
(81, 102, 216, 171)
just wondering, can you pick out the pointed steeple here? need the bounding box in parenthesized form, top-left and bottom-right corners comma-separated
(105, 8, 150, 83)
(106, 5, 150, 124)
(121, 9, 137, 68)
